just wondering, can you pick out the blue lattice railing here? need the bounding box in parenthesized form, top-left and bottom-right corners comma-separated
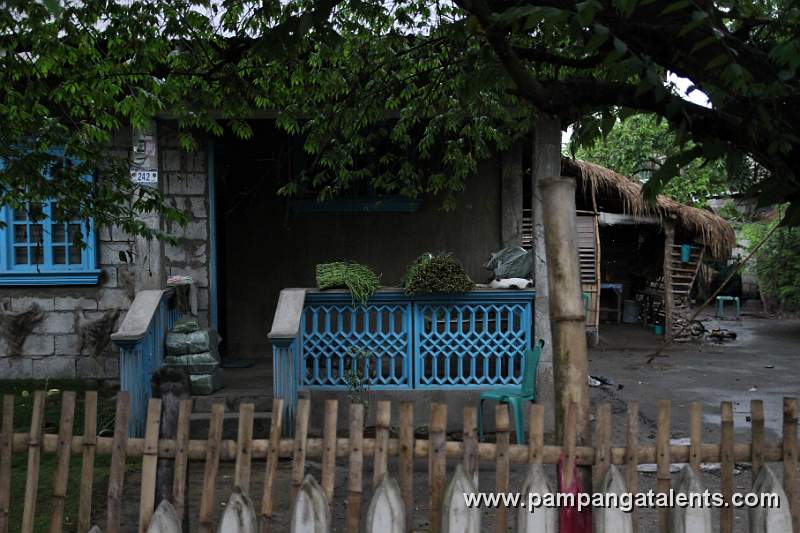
(269, 288, 535, 426)
(112, 289, 179, 436)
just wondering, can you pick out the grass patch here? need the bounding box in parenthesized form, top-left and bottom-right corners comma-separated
(0, 379, 120, 533)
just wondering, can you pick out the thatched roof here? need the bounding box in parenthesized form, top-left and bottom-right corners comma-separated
(561, 158, 736, 260)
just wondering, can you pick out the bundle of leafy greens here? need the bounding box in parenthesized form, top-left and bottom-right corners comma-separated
(316, 262, 381, 305)
(403, 253, 473, 295)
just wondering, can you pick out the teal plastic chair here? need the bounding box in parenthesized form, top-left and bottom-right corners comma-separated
(478, 339, 545, 444)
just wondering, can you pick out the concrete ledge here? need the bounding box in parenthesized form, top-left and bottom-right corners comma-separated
(111, 289, 172, 343)
(268, 288, 307, 339)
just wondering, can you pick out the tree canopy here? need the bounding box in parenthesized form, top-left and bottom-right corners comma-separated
(2, 0, 799, 237)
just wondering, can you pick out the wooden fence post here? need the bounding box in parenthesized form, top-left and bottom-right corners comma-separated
(398, 402, 414, 533)
(172, 399, 192, 529)
(198, 403, 224, 533)
(0, 395, 13, 533)
(494, 405, 510, 533)
(49, 391, 76, 533)
(428, 404, 448, 533)
(594, 402, 611, 490)
(751, 399, 765, 483)
(626, 401, 639, 533)
(656, 400, 671, 533)
(373, 401, 391, 488)
(689, 402, 702, 474)
(462, 406, 478, 486)
(78, 392, 98, 533)
(527, 404, 544, 465)
(106, 391, 130, 533)
(720, 401, 734, 533)
(346, 403, 365, 533)
(260, 398, 284, 533)
(321, 399, 338, 506)
(21, 390, 45, 533)
(291, 399, 311, 501)
(234, 403, 255, 494)
(139, 398, 163, 533)
(783, 397, 798, 532)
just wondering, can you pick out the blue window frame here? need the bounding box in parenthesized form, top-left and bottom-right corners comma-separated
(0, 163, 101, 286)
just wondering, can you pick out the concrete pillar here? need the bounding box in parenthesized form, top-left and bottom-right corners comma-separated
(501, 142, 524, 247)
(131, 122, 163, 291)
(532, 117, 559, 433)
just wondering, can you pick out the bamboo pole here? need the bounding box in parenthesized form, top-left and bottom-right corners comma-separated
(539, 174, 591, 488)
(594, 402, 612, 489)
(77, 392, 98, 533)
(462, 406, 478, 480)
(106, 392, 130, 533)
(494, 405, 510, 533)
(290, 398, 311, 501)
(321, 399, 338, 505)
(398, 402, 414, 533)
(0, 395, 14, 533)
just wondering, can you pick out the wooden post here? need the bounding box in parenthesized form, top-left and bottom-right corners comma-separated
(656, 400, 671, 533)
(689, 402, 702, 474)
(494, 405, 510, 533)
(0, 396, 13, 533)
(138, 398, 162, 533)
(626, 401, 639, 533)
(321, 399, 339, 505)
(663, 222, 675, 336)
(260, 398, 284, 533)
(373, 401, 391, 487)
(49, 391, 76, 533)
(346, 403, 365, 533)
(539, 172, 590, 489)
(77, 392, 98, 533)
(532, 117, 558, 433)
(21, 391, 45, 533)
(106, 392, 130, 533)
(527, 404, 544, 464)
(594, 402, 612, 490)
(462, 406, 478, 482)
(172, 398, 192, 529)
(720, 401, 734, 533)
(428, 404, 447, 533)
(751, 399, 765, 482)
(783, 397, 798, 532)
(153, 367, 190, 508)
(398, 403, 414, 533)
(234, 403, 255, 493)
(198, 403, 223, 533)
(290, 398, 310, 501)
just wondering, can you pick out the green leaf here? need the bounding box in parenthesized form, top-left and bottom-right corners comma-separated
(660, 0, 691, 15)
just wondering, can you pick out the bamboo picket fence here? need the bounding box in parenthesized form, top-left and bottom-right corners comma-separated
(0, 390, 797, 533)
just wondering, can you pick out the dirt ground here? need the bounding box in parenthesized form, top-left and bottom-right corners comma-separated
(113, 311, 800, 532)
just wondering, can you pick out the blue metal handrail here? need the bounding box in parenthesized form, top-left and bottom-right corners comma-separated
(112, 289, 179, 436)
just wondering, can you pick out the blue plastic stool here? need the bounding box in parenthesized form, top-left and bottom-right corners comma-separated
(716, 296, 740, 319)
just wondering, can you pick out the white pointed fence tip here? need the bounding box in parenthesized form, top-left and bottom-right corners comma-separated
(87, 526, 104, 533)
(366, 474, 405, 533)
(146, 499, 182, 533)
(594, 466, 633, 533)
(442, 464, 481, 533)
(518, 464, 558, 533)
(217, 489, 258, 533)
(750, 465, 792, 533)
(291, 475, 330, 533)
(670, 465, 713, 533)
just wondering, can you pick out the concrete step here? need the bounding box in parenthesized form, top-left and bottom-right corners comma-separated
(192, 389, 274, 413)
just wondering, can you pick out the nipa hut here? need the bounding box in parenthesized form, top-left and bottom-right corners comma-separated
(550, 158, 735, 341)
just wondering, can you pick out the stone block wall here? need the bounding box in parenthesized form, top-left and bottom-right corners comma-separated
(159, 122, 212, 327)
(0, 123, 212, 380)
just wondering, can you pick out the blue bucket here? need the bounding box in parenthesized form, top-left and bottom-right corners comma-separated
(653, 325, 665, 335)
(681, 244, 691, 262)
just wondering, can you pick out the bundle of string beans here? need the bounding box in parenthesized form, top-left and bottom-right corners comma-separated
(403, 253, 474, 294)
(316, 262, 381, 305)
